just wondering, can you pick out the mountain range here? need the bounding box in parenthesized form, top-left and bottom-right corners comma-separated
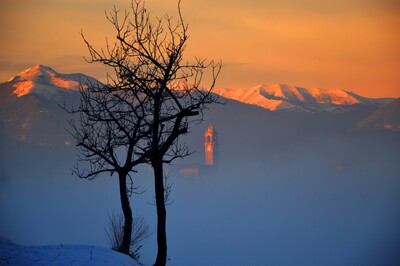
(0, 65, 399, 146)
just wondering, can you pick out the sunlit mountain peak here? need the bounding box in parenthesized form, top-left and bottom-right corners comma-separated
(6, 65, 99, 99)
(8, 65, 56, 83)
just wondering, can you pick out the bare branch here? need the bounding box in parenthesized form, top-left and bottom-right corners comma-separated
(69, 1, 222, 263)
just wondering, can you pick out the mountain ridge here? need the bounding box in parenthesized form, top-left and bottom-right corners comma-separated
(213, 84, 394, 112)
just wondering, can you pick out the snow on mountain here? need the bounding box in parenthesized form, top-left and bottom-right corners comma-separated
(214, 84, 392, 112)
(6, 65, 99, 100)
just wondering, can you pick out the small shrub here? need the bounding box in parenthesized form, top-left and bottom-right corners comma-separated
(105, 211, 150, 260)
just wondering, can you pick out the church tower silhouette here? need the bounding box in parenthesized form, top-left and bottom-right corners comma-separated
(204, 124, 218, 166)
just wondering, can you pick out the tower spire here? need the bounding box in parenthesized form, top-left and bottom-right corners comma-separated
(204, 124, 218, 166)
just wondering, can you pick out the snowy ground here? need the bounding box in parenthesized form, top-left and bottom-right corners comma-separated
(0, 236, 140, 266)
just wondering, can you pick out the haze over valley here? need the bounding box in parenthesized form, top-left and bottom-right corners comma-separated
(1, 66, 399, 265)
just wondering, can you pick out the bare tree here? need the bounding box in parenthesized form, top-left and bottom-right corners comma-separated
(66, 77, 150, 256)
(77, 1, 221, 265)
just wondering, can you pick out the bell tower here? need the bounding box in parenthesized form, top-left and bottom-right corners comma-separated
(204, 124, 218, 166)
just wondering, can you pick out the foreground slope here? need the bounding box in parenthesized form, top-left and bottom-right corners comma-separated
(0, 240, 139, 266)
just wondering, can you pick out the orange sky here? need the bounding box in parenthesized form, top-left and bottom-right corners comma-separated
(0, 0, 399, 98)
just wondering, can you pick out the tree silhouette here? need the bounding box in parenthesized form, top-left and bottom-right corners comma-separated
(66, 75, 150, 255)
(73, 1, 221, 265)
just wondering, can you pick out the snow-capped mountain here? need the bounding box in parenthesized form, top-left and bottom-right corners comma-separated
(214, 84, 393, 112)
(6, 64, 99, 100)
(0, 65, 97, 146)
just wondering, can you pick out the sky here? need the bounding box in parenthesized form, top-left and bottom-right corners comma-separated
(0, 0, 399, 98)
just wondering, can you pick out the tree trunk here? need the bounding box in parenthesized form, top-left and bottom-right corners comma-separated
(152, 159, 167, 266)
(118, 171, 133, 255)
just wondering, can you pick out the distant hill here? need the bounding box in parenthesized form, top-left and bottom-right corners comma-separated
(356, 98, 400, 132)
